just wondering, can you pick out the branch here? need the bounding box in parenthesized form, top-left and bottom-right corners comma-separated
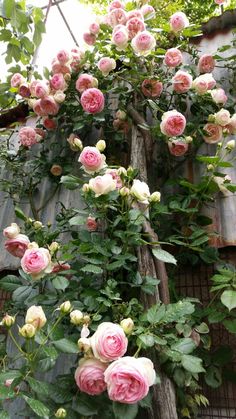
(127, 103, 153, 164)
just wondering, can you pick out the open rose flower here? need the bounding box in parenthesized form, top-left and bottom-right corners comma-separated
(19, 127, 38, 148)
(57, 49, 70, 63)
(106, 168, 122, 188)
(5, 234, 30, 258)
(130, 179, 150, 204)
(76, 74, 97, 93)
(168, 139, 189, 156)
(83, 32, 96, 45)
(33, 99, 48, 117)
(75, 358, 107, 395)
(127, 9, 143, 20)
(89, 174, 117, 196)
(160, 110, 186, 137)
(131, 31, 156, 56)
(21, 247, 52, 278)
(141, 79, 163, 97)
(80, 88, 105, 114)
(112, 26, 129, 50)
(126, 17, 145, 39)
(164, 48, 183, 67)
(90, 322, 128, 362)
(40, 96, 60, 115)
(108, 0, 125, 11)
(97, 57, 116, 76)
(25, 306, 47, 329)
(214, 109, 231, 126)
(211, 88, 227, 104)
(3, 223, 20, 239)
(89, 22, 100, 35)
(11, 73, 25, 88)
(172, 70, 192, 93)
(108, 8, 127, 27)
(50, 73, 67, 91)
(203, 123, 223, 144)
(192, 74, 216, 94)
(198, 54, 215, 73)
(79, 146, 106, 173)
(51, 60, 71, 75)
(170, 12, 189, 32)
(34, 81, 50, 98)
(104, 356, 156, 404)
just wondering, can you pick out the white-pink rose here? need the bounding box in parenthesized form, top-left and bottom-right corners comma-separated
(21, 247, 52, 278)
(172, 70, 192, 93)
(112, 26, 129, 50)
(141, 5, 155, 18)
(160, 110, 186, 137)
(97, 57, 116, 76)
(25, 306, 47, 329)
(108, 8, 127, 27)
(50, 73, 66, 91)
(54, 90, 66, 103)
(79, 146, 106, 173)
(131, 30, 156, 56)
(106, 168, 122, 188)
(75, 74, 97, 93)
(5, 234, 30, 258)
(89, 22, 100, 35)
(211, 88, 227, 104)
(226, 114, 236, 134)
(40, 96, 60, 115)
(86, 216, 98, 232)
(203, 123, 223, 144)
(57, 49, 70, 63)
(3, 223, 20, 239)
(19, 127, 38, 148)
(130, 179, 150, 204)
(80, 88, 105, 114)
(164, 48, 183, 67)
(90, 322, 128, 362)
(214, 109, 231, 126)
(198, 54, 215, 74)
(89, 174, 117, 197)
(34, 81, 50, 98)
(108, 0, 125, 11)
(192, 74, 216, 94)
(104, 356, 156, 404)
(168, 139, 189, 156)
(214, 0, 226, 4)
(170, 12, 189, 32)
(83, 32, 96, 46)
(75, 358, 107, 395)
(11, 73, 25, 88)
(126, 17, 145, 39)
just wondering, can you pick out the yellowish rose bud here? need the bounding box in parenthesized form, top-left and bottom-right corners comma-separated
(19, 323, 36, 338)
(127, 166, 134, 176)
(149, 191, 161, 203)
(185, 136, 193, 144)
(49, 241, 60, 253)
(28, 98, 36, 108)
(82, 183, 90, 192)
(120, 318, 134, 334)
(96, 140, 106, 152)
(117, 167, 127, 176)
(64, 73, 71, 82)
(55, 408, 67, 418)
(116, 110, 127, 121)
(67, 134, 83, 151)
(28, 242, 39, 249)
(92, 77, 98, 88)
(70, 310, 83, 325)
(119, 187, 130, 197)
(83, 315, 91, 325)
(226, 140, 235, 150)
(207, 164, 214, 171)
(1, 314, 15, 328)
(25, 306, 47, 329)
(217, 142, 222, 148)
(33, 221, 43, 230)
(60, 301, 72, 314)
(77, 337, 91, 352)
(208, 114, 215, 123)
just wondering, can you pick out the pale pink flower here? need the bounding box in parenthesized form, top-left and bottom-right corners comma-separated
(79, 146, 106, 173)
(126, 17, 145, 39)
(50, 73, 66, 91)
(127, 10, 144, 21)
(108, 8, 127, 27)
(86, 216, 98, 231)
(112, 26, 129, 50)
(89, 22, 100, 35)
(25, 306, 47, 329)
(131, 30, 156, 56)
(106, 168, 122, 188)
(172, 70, 192, 93)
(75, 358, 107, 395)
(164, 48, 183, 67)
(29, 80, 38, 96)
(40, 96, 60, 115)
(75, 74, 97, 93)
(130, 179, 150, 204)
(214, 109, 231, 126)
(57, 49, 70, 63)
(214, 0, 226, 4)
(19, 127, 38, 147)
(168, 139, 189, 156)
(21, 247, 52, 278)
(18, 83, 31, 98)
(5, 234, 30, 258)
(34, 81, 50, 98)
(11, 73, 25, 88)
(160, 110, 186, 137)
(141, 5, 155, 18)
(83, 32, 96, 46)
(54, 90, 66, 103)
(97, 57, 116, 76)
(170, 12, 189, 32)
(51, 60, 71, 75)
(80, 88, 105, 114)
(203, 123, 223, 144)
(90, 322, 128, 362)
(211, 88, 227, 104)
(108, 0, 125, 11)
(198, 54, 215, 74)
(192, 74, 216, 94)
(141, 79, 163, 97)
(3, 223, 20, 239)
(89, 174, 117, 196)
(226, 114, 236, 134)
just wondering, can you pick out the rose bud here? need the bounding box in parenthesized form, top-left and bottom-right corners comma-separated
(119, 187, 130, 197)
(1, 314, 15, 328)
(33, 221, 43, 229)
(82, 183, 90, 192)
(67, 134, 83, 151)
(70, 310, 83, 325)
(78, 337, 91, 352)
(49, 241, 60, 253)
(226, 140, 235, 150)
(86, 216, 98, 232)
(120, 318, 134, 334)
(83, 314, 91, 325)
(3, 223, 20, 239)
(60, 301, 72, 314)
(19, 324, 36, 338)
(96, 140, 106, 152)
(25, 306, 47, 329)
(55, 408, 67, 418)
(50, 164, 63, 176)
(149, 191, 161, 203)
(117, 167, 127, 176)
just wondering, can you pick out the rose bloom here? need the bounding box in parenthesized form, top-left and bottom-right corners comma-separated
(126, 10, 144, 21)
(108, 8, 127, 27)
(80, 88, 105, 114)
(90, 322, 128, 362)
(54, 90, 66, 103)
(50, 73, 66, 91)
(106, 168, 122, 188)
(172, 70, 192, 93)
(18, 83, 31, 98)
(192, 73, 216, 94)
(83, 32, 96, 46)
(86, 216, 98, 232)
(170, 11, 189, 32)
(11, 73, 25, 88)
(21, 247, 52, 278)
(215, 0, 226, 4)
(89, 174, 117, 197)
(214, 108, 231, 126)
(104, 356, 156, 404)
(160, 110, 186, 137)
(33, 99, 48, 117)
(97, 57, 116, 76)
(211, 88, 227, 104)
(203, 123, 223, 144)
(89, 22, 100, 35)
(34, 81, 50, 99)
(75, 358, 107, 396)
(168, 139, 189, 156)
(43, 118, 57, 130)
(126, 17, 145, 39)
(130, 179, 150, 204)
(198, 54, 215, 74)
(29, 80, 38, 96)
(40, 96, 60, 115)
(25, 306, 47, 329)
(79, 146, 106, 173)
(108, 0, 124, 11)
(76, 74, 97, 93)
(57, 49, 70, 63)
(141, 5, 155, 18)
(226, 114, 236, 134)
(164, 48, 183, 67)
(51, 60, 71, 75)
(19, 127, 38, 148)
(112, 26, 129, 50)
(141, 79, 163, 97)
(131, 30, 156, 56)
(3, 223, 20, 239)
(5, 234, 30, 258)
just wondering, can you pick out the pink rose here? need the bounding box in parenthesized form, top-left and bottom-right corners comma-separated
(126, 18, 145, 39)
(131, 30, 156, 56)
(29, 80, 38, 96)
(203, 123, 223, 144)
(141, 5, 155, 18)
(141, 79, 163, 97)
(21, 247, 52, 278)
(5, 234, 30, 258)
(168, 139, 189, 156)
(172, 70, 192, 93)
(164, 48, 183, 67)
(97, 57, 116, 76)
(40, 96, 60, 115)
(57, 49, 70, 63)
(88, 174, 117, 196)
(192, 74, 216, 94)
(90, 322, 128, 362)
(80, 88, 105, 114)
(105, 168, 122, 188)
(211, 88, 227, 104)
(104, 356, 156, 404)
(43, 118, 57, 130)
(86, 216, 98, 231)
(198, 54, 215, 74)
(83, 32, 96, 46)
(79, 146, 106, 173)
(112, 26, 129, 50)
(170, 12, 189, 32)
(89, 22, 100, 35)
(108, 8, 127, 27)
(51, 60, 71, 75)
(226, 114, 236, 134)
(214, 109, 231, 126)
(18, 83, 31, 98)
(33, 99, 48, 117)
(50, 73, 66, 91)
(76, 74, 97, 93)
(34, 81, 50, 98)
(160, 110, 186, 137)
(108, 0, 124, 11)
(215, 0, 226, 4)
(11, 73, 25, 88)
(75, 358, 107, 396)
(3, 223, 20, 239)
(19, 127, 38, 148)
(127, 10, 144, 21)
(71, 49, 84, 71)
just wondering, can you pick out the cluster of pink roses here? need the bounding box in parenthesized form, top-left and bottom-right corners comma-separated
(3, 223, 30, 257)
(75, 321, 156, 404)
(203, 109, 236, 144)
(18, 126, 45, 148)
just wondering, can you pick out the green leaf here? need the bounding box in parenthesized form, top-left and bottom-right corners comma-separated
(0, 370, 22, 382)
(147, 304, 165, 324)
(152, 248, 177, 265)
(81, 264, 103, 274)
(12, 286, 38, 303)
(223, 319, 236, 333)
(52, 276, 69, 291)
(195, 322, 209, 334)
(14, 206, 27, 220)
(73, 394, 99, 415)
(37, 346, 58, 372)
(26, 377, 49, 396)
(53, 338, 78, 353)
(0, 411, 10, 419)
(3, 0, 14, 18)
(113, 402, 138, 419)
(205, 366, 222, 388)
(0, 384, 16, 400)
(69, 215, 86, 226)
(60, 175, 81, 189)
(138, 334, 155, 347)
(0, 275, 21, 291)
(171, 338, 196, 355)
(221, 290, 236, 311)
(23, 396, 50, 418)
(181, 355, 205, 374)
